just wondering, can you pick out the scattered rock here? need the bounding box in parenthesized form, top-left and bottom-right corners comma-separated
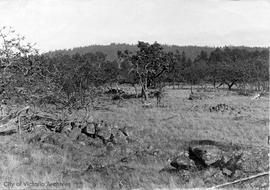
(142, 103, 153, 108)
(222, 168, 232, 177)
(209, 104, 229, 113)
(169, 152, 196, 170)
(98, 124, 111, 139)
(105, 88, 125, 95)
(222, 152, 243, 175)
(114, 131, 128, 145)
(85, 123, 96, 134)
(69, 126, 82, 140)
(208, 104, 242, 115)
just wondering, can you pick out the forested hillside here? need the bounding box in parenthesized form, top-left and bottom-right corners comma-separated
(45, 43, 267, 61)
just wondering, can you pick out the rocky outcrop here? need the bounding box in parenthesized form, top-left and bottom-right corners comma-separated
(72, 121, 130, 146)
(168, 141, 244, 178)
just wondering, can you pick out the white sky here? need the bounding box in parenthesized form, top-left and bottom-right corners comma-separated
(0, 0, 269, 52)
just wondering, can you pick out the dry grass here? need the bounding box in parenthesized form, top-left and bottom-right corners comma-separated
(0, 87, 269, 189)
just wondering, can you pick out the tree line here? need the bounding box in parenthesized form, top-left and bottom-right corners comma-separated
(1, 27, 269, 105)
(28, 42, 270, 102)
(46, 43, 267, 62)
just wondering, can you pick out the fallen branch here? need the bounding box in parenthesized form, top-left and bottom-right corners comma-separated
(0, 118, 17, 133)
(32, 111, 58, 121)
(211, 171, 269, 189)
(0, 106, 30, 125)
(16, 106, 30, 116)
(0, 129, 17, 136)
(16, 106, 30, 135)
(0, 106, 31, 134)
(161, 115, 178, 122)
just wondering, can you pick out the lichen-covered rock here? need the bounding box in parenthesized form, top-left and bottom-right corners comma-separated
(86, 123, 96, 134)
(188, 144, 245, 177)
(169, 152, 196, 170)
(200, 145, 224, 165)
(114, 131, 127, 145)
(188, 145, 224, 170)
(222, 168, 232, 176)
(69, 127, 82, 140)
(98, 124, 111, 139)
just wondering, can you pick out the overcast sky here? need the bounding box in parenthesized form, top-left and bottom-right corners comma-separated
(0, 0, 269, 52)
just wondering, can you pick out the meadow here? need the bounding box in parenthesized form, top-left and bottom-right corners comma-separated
(0, 86, 268, 190)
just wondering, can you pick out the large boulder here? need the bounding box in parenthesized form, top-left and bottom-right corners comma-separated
(189, 145, 224, 166)
(188, 144, 243, 177)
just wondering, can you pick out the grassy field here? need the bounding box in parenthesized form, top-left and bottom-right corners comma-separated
(0, 87, 269, 189)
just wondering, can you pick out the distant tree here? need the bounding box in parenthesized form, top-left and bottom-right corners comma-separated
(206, 47, 269, 91)
(182, 58, 193, 80)
(117, 50, 140, 95)
(166, 51, 178, 88)
(100, 60, 119, 88)
(207, 48, 224, 88)
(66, 52, 109, 105)
(216, 48, 253, 90)
(194, 50, 208, 63)
(118, 50, 133, 83)
(192, 52, 209, 85)
(246, 50, 269, 91)
(158, 51, 176, 87)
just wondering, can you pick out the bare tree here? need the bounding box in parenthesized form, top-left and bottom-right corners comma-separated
(0, 26, 38, 96)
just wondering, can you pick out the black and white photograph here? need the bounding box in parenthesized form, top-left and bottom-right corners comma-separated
(0, 0, 269, 189)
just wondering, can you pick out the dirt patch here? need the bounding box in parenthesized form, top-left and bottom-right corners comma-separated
(188, 92, 212, 100)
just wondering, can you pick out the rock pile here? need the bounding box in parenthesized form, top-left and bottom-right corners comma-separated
(209, 103, 236, 113)
(168, 142, 244, 178)
(104, 88, 125, 95)
(70, 121, 130, 146)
